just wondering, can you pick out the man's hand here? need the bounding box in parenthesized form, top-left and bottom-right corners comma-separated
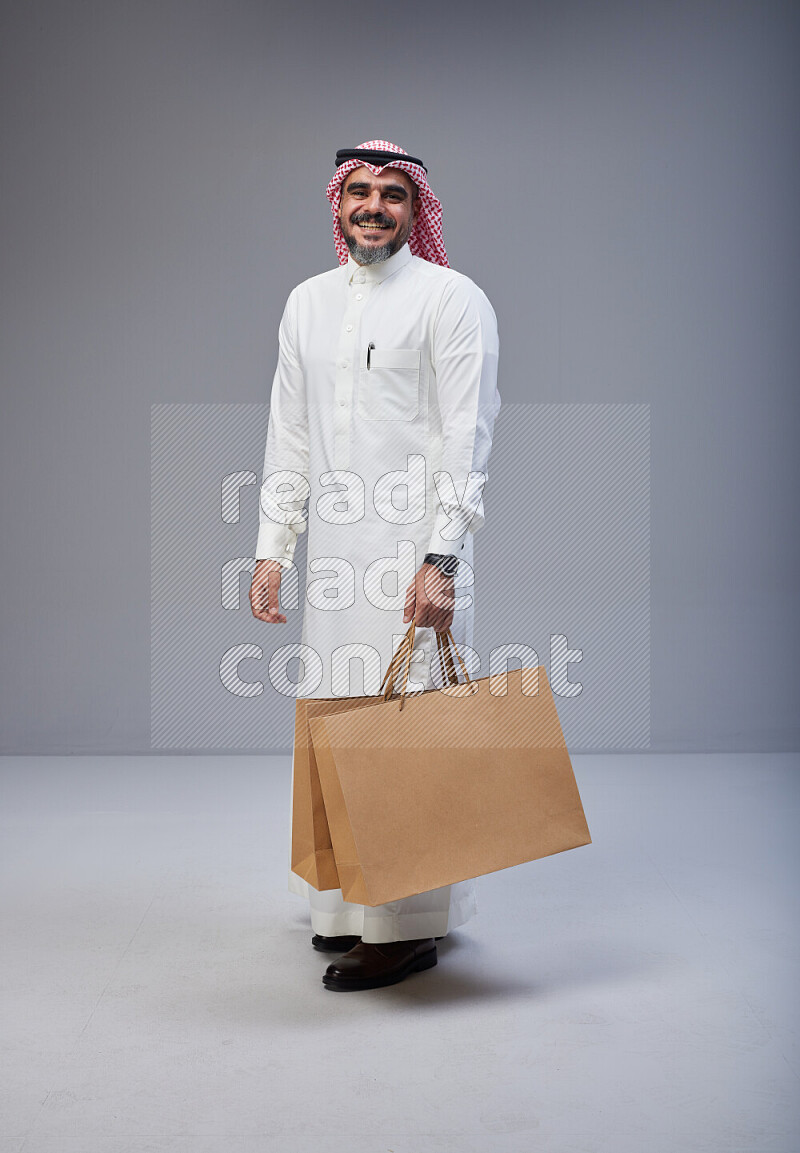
(250, 558, 287, 624)
(403, 562, 456, 632)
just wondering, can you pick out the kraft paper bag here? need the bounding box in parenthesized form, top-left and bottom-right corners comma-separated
(290, 622, 438, 888)
(305, 625, 591, 907)
(289, 694, 386, 890)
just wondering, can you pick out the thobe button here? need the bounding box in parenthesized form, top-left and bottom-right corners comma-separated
(345, 324, 353, 332)
(355, 293, 363, 300)
(338, 398, 346, 407)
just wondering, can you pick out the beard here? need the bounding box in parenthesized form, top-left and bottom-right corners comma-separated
(344, 235, 396, 264)
(342, 212, 412, 265)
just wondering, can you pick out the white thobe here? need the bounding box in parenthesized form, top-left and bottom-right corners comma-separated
(255, 241, 500, 942)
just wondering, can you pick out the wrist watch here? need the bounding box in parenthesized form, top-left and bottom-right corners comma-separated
(423, 552, 459, 578)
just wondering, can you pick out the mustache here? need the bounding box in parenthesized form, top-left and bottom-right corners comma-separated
(349, 212, 395, 228)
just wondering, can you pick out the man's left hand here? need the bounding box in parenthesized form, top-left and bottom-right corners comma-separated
(403, 562, 456, 632)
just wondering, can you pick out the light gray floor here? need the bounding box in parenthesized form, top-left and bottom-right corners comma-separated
(1, 753, 798, 1153)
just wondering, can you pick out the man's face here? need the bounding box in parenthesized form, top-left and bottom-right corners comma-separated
(338, 166, 421, 265)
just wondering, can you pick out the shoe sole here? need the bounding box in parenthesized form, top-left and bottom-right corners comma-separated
(314, 935, 444, 952)
(322, 948, 437, 991)
(312, 938, 361, 953)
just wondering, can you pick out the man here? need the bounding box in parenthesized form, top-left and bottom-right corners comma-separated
(250, 140, 500, 991)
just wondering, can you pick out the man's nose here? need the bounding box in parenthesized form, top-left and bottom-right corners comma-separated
(365, 189, 385, 213)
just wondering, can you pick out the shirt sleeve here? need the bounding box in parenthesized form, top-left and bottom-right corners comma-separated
(255, 288, 310, 566)
(426, 275, 501, 560)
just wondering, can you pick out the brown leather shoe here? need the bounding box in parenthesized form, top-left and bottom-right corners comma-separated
(322, 938, 437, 991)
(311, 933, 361, 953)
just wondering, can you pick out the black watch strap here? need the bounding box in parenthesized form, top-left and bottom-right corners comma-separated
(423, 552, 459, 577)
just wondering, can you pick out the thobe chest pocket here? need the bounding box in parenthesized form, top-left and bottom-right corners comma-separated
(358, 347, 421, 422)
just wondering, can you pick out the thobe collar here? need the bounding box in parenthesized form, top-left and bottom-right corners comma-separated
(345, 242, 413, 286)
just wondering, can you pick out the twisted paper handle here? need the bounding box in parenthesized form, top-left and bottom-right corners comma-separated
(379, 623, 473, 711)
(379, 621, 417, 710)
(434, 627, 472, 689)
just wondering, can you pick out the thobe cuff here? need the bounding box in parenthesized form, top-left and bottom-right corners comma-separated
(425, 518, 470, 560)
(255, 520, 297, 567)
(425, 493, 485, 559)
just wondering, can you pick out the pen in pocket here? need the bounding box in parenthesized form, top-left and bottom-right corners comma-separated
(367, 342, 375, 369)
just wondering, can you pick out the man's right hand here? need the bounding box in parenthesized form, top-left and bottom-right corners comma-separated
(250, 558, 286, 624)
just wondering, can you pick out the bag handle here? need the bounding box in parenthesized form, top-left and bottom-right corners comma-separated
(380, 623, 473, 711)
(434, 627, 473, 689)
(434, 629, 459, 687)
(379, 621, 418, 710)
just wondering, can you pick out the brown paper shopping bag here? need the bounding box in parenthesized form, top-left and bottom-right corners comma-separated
(289, 622, 442, 888)
(289, 694, 387, 890)
(306, 623, 591, 907)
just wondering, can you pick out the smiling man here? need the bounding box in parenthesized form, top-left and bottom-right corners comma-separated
(250, 139, 501, 991)
(339, 164, 420, 264)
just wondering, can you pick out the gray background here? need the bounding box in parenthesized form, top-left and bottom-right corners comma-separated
(1, 0, 797, 754)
